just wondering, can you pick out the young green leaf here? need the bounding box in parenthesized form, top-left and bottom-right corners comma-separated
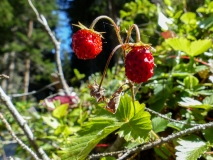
(166, 38, 191, 55)
(180, 12, 196, 24)
(52, 103, 69, 119)
(175, 135, 208, 160)
(166, 38, 212, 57)
(190, 40, 212, 56)
(183, 75, 199, 90)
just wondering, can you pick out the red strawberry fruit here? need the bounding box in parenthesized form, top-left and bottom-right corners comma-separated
(125, 46, 154, 83)
(72, 27, 102, 60)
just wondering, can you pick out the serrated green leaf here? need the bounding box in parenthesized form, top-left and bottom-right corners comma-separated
(61, 122, 122, 160)
(180, 12, 196, 24)
(166, 38, 191, 55)
(152, 113, 171, 133)
(196, 90, 213, 96)
(52, 103, 69, 119)
(166, 38, 212, 57)
(115, 94, 135, 121)
(117, 106, 152, 143)
(175, 135, 208, 160)
(190, 40, 212, 56)
(178, 97, 213, 110)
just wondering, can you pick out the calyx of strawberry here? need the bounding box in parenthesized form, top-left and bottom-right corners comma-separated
(73, 22, 104, 38)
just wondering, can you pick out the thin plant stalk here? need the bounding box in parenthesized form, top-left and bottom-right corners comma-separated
(89, 15, 123, 45)
(125, 24, 141, 43)
(98, 44, 123, 91)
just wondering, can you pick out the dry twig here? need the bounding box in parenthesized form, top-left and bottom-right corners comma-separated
(28, 0, 71, 95)
(0, 112, 41, 160)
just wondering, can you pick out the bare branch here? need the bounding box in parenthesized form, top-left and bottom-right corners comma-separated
(0, 87, 50, 160)
(118, 122, 213, 160)
(88, 122, 213, 159)
(0, 112, 41, 160)
(10, 81, 59, 98)
(28, 0, 71, 95)
(145, 107, 199, 126)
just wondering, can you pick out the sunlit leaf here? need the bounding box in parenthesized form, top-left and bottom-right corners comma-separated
(42, 115, 59, 129)
(52, 103, 69, 119)
(117, 101, 152, 143)
(203, 95, 213, 105)
(190, 40, 212, 56)
(166, 38, 191, 55)
(166, 38, 212, 57)
(60, 119, 122, 160)
(178, 97, 213, 110)
(176, 135, 208, 160)
(180, 12, 196, 24)
(115, 94, 135, 121)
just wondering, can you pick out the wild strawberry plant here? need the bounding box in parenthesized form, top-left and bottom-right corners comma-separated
(57, 1, 213, 159)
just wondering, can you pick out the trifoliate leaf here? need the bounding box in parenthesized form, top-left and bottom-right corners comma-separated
(175, 135, 208, 160)
(166, 38, 212, 57)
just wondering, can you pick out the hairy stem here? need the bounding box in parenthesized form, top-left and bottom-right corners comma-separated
(89, 15, 123, 45)
(125, 24, 141, 43)
(98, 44, 123, 91)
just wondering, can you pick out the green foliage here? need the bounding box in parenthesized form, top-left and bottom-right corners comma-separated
(2, 0, 213, 159)
(175, 135, 208, 160)
(152, 113, 171, 133)
(60, 94, 152, 159)
(166, 38, 212, 57)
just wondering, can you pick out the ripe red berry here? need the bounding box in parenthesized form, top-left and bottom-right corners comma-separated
(72, 29, 102, 60)
(125, 46, 154, 83)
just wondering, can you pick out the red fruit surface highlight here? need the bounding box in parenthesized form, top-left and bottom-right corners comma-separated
(72, 29, 102, 59)
(125, 46, 154, 83)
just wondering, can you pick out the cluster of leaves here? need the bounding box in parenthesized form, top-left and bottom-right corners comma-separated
(1, 0, 213, 160)
(59, 0, 213, 159)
